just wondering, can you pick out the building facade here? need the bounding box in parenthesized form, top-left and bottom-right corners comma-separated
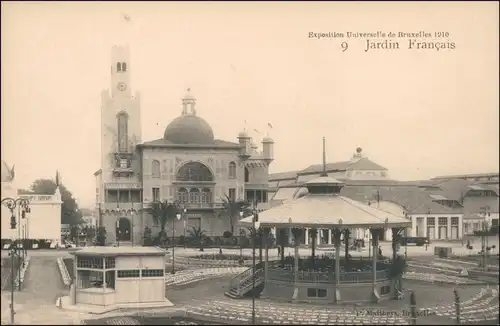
(94, 46, 274, 245)
(1, 161, 62, 245)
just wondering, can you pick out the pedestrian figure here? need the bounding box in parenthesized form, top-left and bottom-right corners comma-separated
(278, 246, 281, 256)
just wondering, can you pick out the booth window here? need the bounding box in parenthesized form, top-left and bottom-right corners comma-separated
(77, 257, 103, 269)
(307, 288, 327, 298)
(118, 270, 140, 278)
(141, 269, 164, 277)
(105, 270, 116, 289)
(77, 270, 104, 289)
(104, 257, 116, 269)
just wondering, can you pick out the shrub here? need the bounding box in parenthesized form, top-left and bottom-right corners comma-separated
(223, 231, 233, 238)
(189, 253, 252, 261)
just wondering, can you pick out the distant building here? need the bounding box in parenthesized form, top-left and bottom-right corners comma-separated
(269, 147, 390, 200)
(432, 172, 499, 185)
(269, 153, 499, 241)
(94, 45, 273, 245)
(1, 161, 62, 246)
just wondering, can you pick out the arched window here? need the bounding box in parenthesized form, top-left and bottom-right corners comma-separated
(189, 188, 200, 203)
(177, 188, 188, 203)
(201, 188, 212, 203)
(117, 62, 122, 72)
(117, 112, 128, 152)
(244, 167, 250, 183)
(152, 160, 161, 178)
(176, 162, 213, 182)
(228, 162, 237, 179)
(122, 62, 127, 72)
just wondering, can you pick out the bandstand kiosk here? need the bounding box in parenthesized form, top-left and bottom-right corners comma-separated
(69, 246, 172, 309)
(238, 141, 411, 304)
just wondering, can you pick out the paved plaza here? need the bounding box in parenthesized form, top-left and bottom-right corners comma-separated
(1, 241, 498, 325)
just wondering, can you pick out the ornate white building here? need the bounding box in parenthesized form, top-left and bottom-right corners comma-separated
(94, 46, 274, 245)
(1, 161, 62, 247)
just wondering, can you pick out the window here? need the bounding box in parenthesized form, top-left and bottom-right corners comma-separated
(176, 162, 213, 182)
(77, 270, 103, 289)
(117, 270, 140, 278)
(177, 188, 188, 203)
(229, 188, 236, 201)
(201, 188, 212, 203)
(152, 160, 161, 178)
(117, 62, 122, 72)
(120, 159, 128, 169)
(122, 62, 127, 72)
(228, 162, 237, 179)
(77, 257, 103, 269)
(438, 217, 447, 226)
(244, 167, 250, 182)
(152, 188, 160, 202)
(117, 112, 128, 152)
(451, 217, 459, 226)
(141, 269, 164, 277)
(104, 257, 116, 269)
(380, 285, 391, 295)
(189, 188, 200, 203)
(427, 217, 435, 226)
(307, 288, 327, 298)
(105, 270, 115, 289)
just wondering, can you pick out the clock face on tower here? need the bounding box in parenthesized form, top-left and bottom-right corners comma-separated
(117, 82, 127, 91)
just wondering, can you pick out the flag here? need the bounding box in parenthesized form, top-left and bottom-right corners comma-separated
(123, 14, 131, 22)
(244, 120, 248, 124)
(268, 123, 273, 129)
(55, 170, 60, 187)
(254, 129, 260, 134)
(10, 165, 15, 181)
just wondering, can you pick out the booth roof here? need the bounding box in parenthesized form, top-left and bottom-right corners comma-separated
(239, 194, 411, 229)
(71, 246, 167, 257)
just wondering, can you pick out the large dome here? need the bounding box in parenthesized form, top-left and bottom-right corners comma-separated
(164, 115, 214, 144)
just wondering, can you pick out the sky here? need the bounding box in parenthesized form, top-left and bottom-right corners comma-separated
(1, 1, 499, 208)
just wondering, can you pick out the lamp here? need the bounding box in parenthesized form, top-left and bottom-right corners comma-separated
(176, 213, 181, 220)
(240, 211, 244, 218)
(254, 220, 260, 229)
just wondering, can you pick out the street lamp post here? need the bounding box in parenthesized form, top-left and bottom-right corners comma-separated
(172, 211, 182, 274)
(1, 197, 30, 325)
(239, 211, 244, 260)
(183, 208, 187, 250)
(252, 208, 260, 325)
(116, 219, 120, 247)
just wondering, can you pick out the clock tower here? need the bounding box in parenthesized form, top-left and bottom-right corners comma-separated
(99, 45, 142, 234)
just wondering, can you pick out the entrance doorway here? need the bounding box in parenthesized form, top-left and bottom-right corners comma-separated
(117, 217, 131, 241)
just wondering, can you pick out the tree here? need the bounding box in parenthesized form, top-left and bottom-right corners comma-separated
(96, 227, 106, 246)
(149, 200, 179, 244)
(219, 195, 251, 235)
(20, 178, 83, 225)
(247, 226, 264, 263)
(84, 226, 96, 245)
(187, 226, 206, 251)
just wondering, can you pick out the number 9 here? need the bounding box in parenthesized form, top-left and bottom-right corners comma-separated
(341, 42, 348, 52)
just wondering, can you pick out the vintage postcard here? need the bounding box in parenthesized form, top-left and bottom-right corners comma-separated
(1, 1, 498, 325)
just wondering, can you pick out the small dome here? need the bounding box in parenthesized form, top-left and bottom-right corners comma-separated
(164, 115, 214, 144)
(262, 136, 274, 143)
(1, 161, 13, 182)
(238, 131, 250, 138)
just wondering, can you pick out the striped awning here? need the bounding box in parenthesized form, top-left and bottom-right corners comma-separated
(245, 160, 268, 168)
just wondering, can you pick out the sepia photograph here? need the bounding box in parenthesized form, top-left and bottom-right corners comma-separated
(1, 1, 498, 325)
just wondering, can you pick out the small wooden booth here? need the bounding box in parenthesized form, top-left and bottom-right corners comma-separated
(70, 246, 172, 309)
